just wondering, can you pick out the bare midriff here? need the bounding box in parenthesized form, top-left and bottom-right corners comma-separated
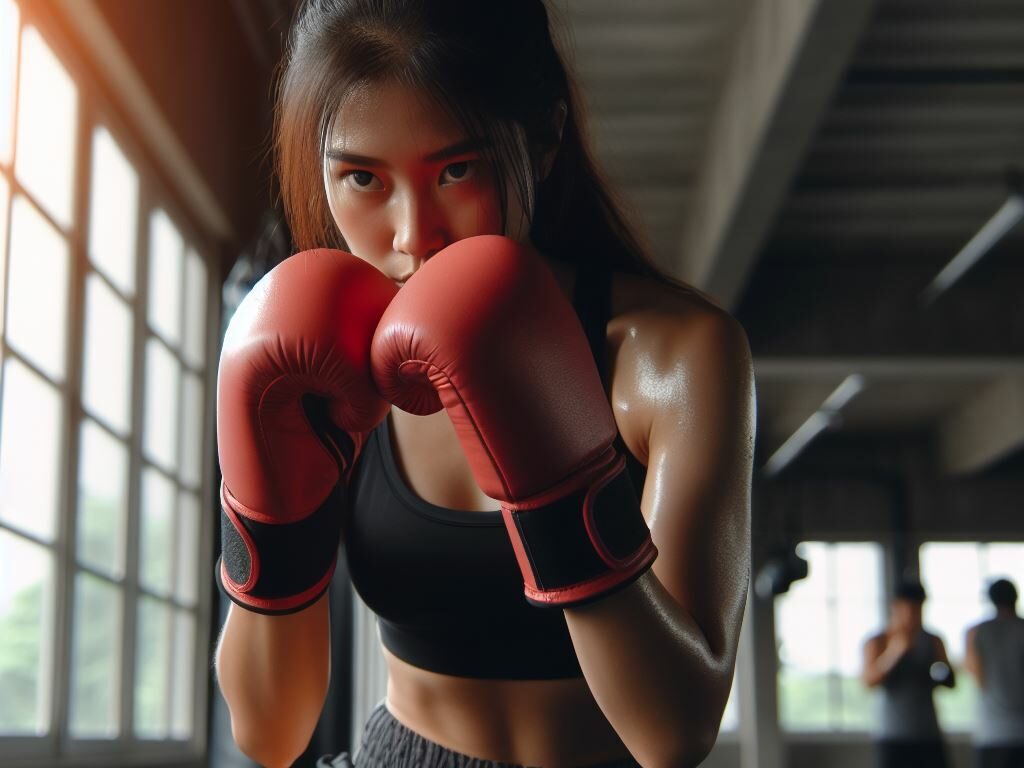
(382, 646, 632, 767)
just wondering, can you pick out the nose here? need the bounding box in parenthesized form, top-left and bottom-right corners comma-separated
(392, 190, 446, 270)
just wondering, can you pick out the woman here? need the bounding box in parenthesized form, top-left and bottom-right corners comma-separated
(215, 1, 754, 766)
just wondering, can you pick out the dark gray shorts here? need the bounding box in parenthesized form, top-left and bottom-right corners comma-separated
(317, 702, 641, 768)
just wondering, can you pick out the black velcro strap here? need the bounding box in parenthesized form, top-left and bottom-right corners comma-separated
(220, 481, 345, 602)
(513, 467, 649, 591)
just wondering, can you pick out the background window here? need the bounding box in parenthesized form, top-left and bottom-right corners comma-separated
(775, 541, 885, 731)
(919, 541, 1024, 732)
(0, 6, 211, 759)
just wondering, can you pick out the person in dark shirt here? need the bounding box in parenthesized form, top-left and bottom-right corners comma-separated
(862, 580, 956, 768)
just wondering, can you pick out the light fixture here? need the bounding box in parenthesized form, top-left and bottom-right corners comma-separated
(763, 374, 866, 477)
(921, 171, 1024, 305)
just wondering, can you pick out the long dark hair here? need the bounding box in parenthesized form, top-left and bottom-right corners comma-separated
(274, 0, 660, 279)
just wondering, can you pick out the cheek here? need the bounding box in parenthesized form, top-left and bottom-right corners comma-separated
(330, 203, 389, 264)
(450, 181, 508, 240)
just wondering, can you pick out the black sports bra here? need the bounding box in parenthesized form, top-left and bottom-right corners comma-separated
(343, 261, 647, 679)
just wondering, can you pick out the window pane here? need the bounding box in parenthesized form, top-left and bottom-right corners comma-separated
(0, 0, 19, 165)
(921, 542, 985, 732)
(835, 545, 883, 675)
(7, 194, 69, 380)
(0, 174, 8, 338)
(139, 467, 174, 596)
(839, 674, 873, 731)
(777, 542, 884, 732)
(180, 371, 203, 488)
(720, 671, 739, 732)
(0, 357, 62, 541)
(175, 492, 200, 606)
(923, 543, 982, 604)
(14, 26, 77, 229)
(170, 609, 195, 739)
(985, 544, 1024, 589)
(88, 126, 138, 296)
(143, 338, 180, 472)
(779, 668, 831, 731)
(134, 596, 170, 738)
(147, 209, 183, 346)
(82, 273, 133, 434)
(0, 530, 55, 735)
(76, 419, 128, 578)
(182, 248, 207, 369)
(69, 571, 121, 738)
(777, 544, 830, 675)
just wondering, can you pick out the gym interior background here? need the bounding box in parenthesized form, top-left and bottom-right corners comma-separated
(0, 0, 1021, 766)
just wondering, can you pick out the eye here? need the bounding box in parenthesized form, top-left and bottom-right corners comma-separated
(441, 161, 476, 185)
(342, 170, 383, 191)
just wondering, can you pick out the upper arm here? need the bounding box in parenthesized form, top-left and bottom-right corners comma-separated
(611, 303, 754, 662)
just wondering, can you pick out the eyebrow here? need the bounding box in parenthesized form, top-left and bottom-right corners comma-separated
(325, 138, 487, 166)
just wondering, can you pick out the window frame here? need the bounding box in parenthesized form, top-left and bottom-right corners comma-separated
(916, 536, 1024, 737)
(0, 3, 218, 765)
(774, 538, 887, 735)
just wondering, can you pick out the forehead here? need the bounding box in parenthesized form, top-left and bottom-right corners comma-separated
(327, 80, 466, 154)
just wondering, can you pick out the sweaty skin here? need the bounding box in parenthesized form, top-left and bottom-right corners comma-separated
(220, 79, 753, 767)
(384, 267, 752, 767)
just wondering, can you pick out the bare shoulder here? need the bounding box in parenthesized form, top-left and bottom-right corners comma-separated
(608, 269, 747, 351)
(605, 270, 754, 465)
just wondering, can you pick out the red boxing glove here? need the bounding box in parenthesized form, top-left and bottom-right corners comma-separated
(217, 249, 396, 614)
(371, 235, 657, 607)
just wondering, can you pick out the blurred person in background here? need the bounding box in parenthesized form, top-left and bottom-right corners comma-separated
(964, 578, 1024, 768)
(862, 579, 956, 768)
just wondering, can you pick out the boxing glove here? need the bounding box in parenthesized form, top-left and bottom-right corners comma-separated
(217, 249, 397, 614)
(371, 235, 657, 607)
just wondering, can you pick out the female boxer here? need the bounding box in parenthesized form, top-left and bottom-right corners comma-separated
(214, 1, 754, 766)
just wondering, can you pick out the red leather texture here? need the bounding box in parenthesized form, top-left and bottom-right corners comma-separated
(217, 249, 397, 523)
(372, 235, 617, 502)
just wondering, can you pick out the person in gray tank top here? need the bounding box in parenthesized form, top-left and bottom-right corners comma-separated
(862, 580, 956, 768)
(965, 578, 1024, 768)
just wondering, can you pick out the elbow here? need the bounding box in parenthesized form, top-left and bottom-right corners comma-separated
(632, 716, 719, 768)
(678, 725, 718, 768)
(232, 717, 315, 768)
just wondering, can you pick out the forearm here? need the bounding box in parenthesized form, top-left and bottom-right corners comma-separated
(863, 644, 905, 687)
(564, 570, 736, 768)
(215, 593, 332, 766)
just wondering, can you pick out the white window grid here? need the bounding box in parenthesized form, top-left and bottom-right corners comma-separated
(919, 540, 1024, 734)
(0, 3, 216, 765)
(775, 540, 886, 733)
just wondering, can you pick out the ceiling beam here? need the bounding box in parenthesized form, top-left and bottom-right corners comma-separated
(54, 0, 233, 241)
(673, 0, 877, 309)
(939, 375, 1024, 475)
(754, 357, 1024, 381)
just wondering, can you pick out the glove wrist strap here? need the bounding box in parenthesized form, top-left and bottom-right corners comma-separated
(217, 482, 343, 615)
(502, 452, 658, 608)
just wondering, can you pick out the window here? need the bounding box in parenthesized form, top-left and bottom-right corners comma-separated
(0, 3, 213, 762)
(919, 541, 1024, 732)
(775, 541, 885, 731)
(719, 664, 739, 733)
